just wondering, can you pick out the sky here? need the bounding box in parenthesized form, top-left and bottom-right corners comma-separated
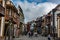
(11, 0, 59, 23)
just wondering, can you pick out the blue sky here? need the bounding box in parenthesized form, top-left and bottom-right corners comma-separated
(13, 0, 47, 3)
(11, 0, 59, 23)
(12, 0, 60, 4)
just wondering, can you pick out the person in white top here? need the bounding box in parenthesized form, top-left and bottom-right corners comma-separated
(48, 34, 51, 40)
(30, 22, 36, 37)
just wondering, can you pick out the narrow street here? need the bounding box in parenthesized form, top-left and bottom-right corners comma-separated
(0, 0, 60, 40)
(14, 35, 53, 40)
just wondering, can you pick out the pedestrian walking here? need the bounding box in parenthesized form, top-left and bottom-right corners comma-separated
(30, 25, 34, 37)
(16, 28, 20, 37)
(48, 34, 51, 40)
(28, 31, 31, 37)
(34, 30, 38, 37)
(24, 24, 28, 35)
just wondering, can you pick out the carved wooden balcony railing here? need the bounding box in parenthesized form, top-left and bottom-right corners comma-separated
(13, 16, 17, 24)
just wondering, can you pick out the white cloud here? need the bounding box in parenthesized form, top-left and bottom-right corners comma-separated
(11, 0, 12, 1)
(14, 1, 57, 23)
(47, 0, 60, 4)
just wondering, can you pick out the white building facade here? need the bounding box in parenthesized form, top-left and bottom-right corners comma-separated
(51, 4, 60, 38)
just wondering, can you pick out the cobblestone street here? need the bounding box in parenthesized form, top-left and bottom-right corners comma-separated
(14, 35, 54, 40)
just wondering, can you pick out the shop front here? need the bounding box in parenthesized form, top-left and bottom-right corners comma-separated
(0, 4, 5, 37)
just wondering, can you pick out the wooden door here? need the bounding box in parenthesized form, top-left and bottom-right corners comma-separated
(57, 16, 60, 37)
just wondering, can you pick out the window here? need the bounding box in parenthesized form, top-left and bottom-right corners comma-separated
(0, 1, 2, 5)
(58, 18, 60, 29)
(7, 9, 12, 16)
(14, 13, 16, 18)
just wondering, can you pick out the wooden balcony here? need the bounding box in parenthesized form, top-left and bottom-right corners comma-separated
(5, 15, 13, 21)
(6, 1, 13, 8)
(0, 4, 5, 16)
(6, 1, 18, 12)
(5, 15, 9, 21)
(13, 16, 17, 24)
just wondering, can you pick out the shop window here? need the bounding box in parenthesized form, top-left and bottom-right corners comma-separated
(4, 24, 8, 36)
(59, 19, 60, 29)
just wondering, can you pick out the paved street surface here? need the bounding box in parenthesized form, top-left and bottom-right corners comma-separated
(14, 35, 54, 40)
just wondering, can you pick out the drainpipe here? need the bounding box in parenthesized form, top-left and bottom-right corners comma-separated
(52, 9, 57, 39)
(52, 9, 55, 39)
(53, 9, 55, 31)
